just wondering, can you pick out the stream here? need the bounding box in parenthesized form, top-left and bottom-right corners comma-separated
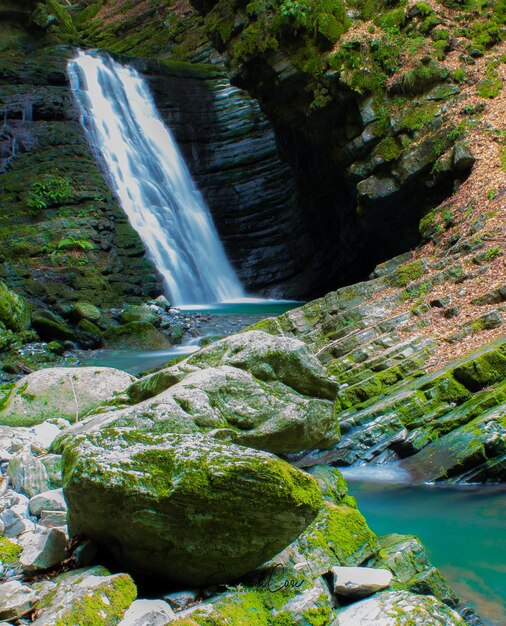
(80, 302, 506, 624)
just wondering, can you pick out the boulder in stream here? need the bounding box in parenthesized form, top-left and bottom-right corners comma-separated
(63, 428, 322, 585)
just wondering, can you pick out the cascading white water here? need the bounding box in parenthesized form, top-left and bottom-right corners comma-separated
(68, 50, 244, 305)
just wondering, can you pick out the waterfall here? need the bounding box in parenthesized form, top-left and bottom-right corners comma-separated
(68, 50, 244, 305)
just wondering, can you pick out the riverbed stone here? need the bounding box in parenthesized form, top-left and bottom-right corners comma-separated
(126, 330, 338, 402)
(39, 454, 63, 488)
(31, 566, 137, 626)
(118, 599, 175, 626)
(331, 566, 393, 598)
(29, 488, 66, 517)
(331, 590, 465, 625)
(20, 527, 69, 572)
(7, 448, 50, 497)
(63, 428, 322, 585)
(0, 366, 136, 427)
(0, 581, 39, 621)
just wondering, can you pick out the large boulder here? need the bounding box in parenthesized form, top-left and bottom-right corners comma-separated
(54, 331, 340, 455)
(62, 429, 322, 585)
(55, 364, 339, 455)
(0, 281, 31, 332)
(126, 330, 338, 403)
(0, 367, 136, 427)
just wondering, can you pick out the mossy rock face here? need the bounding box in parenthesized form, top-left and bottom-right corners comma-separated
(31, 565, 136, 626)
(104, 322, 171, 350)
(63, 428, 323, 585)
(333, 590, 465, 625)
(0, 366, 136, 427)
(0, 281, 31, 332)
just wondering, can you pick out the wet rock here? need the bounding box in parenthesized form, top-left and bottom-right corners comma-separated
(331, 566, 393, 598)
(63, 429, 322, 585)
(0, 366, 136, 427)
(369, 534, 458, 606)
(0, 581, 39, 621)
(118, 599, 175, 626)
(31, 566, 136, 626)
(331, 590, 465, 625)
(19, 527, 69, 572)
(7, 449, 50, 497)
(70, 301, 102, 323)
(104, 321, 171, 350)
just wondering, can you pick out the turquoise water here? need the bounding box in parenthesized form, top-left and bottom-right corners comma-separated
(342, 468, 506, 625)
(81, 300, 302, 374)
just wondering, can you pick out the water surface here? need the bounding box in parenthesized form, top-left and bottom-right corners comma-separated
(343, 467, 506, 626)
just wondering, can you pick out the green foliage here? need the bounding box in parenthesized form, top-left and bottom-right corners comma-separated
(26, 174, 72, 216)
(501, 146, 506, 172)
(487, 188, 497, 200)
(51, 237, 94, 266)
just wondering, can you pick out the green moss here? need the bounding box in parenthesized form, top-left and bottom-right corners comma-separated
(389, 260, 425, 287)
(398, 102, 440, 133)
(374, 136, 402, 162)
(54, 574, 136, 626)
(477, 69, 503, 97)
(303, 601, 333, 626)
(453, 341, 506, 391)
(0, 537, 22, 563)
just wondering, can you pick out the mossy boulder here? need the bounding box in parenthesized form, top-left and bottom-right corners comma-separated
(70, 301, 102, 323)
(55, 361, 339, 455)
(0, 281, 31, 332)
(0, 537, 22, 565)
(104, 322, 171, 350)
(31, 566, 136, 626)
(0, 367, 136, 427)
(32, 311, 77, 343)
(62, 429, 323, 585)
(126, 330, 338, 403)
(120, 304, 161, 326)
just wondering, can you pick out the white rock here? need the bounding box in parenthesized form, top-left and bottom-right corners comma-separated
(0, 581, 39, 621)
(39, 510, 67, 530)
(20, 528, 69, 572)
(118, 599, 175, 626)
(7, 449, 50, 497)
(331, 566, 393, 597)
(331, 590, 466, 625)
(0, 507, 35, 538)
(0, 448, 11, 462)
(29, 489, 66, 517)
(29, 423, 62, 450)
